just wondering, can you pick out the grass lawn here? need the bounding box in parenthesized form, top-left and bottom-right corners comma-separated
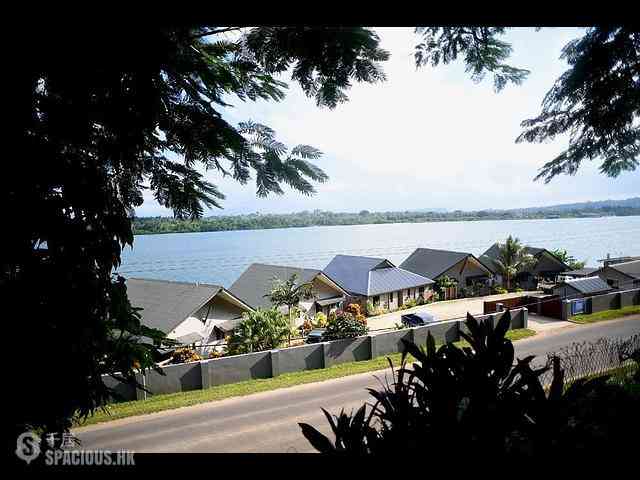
(77, 328, 536, 428)
(571, 305, 640, 324)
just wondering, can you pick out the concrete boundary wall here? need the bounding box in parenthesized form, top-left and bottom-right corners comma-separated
(563, 288, 640, 319)
(106, 307, 528, 402)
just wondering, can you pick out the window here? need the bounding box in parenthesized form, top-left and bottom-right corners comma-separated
(373, 295, 380, 307)
(389, 292, 395, 304)
(418, 286, 424, 297)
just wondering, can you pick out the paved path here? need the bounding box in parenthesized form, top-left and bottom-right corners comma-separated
(74, 316, 640, 453)
(368, 291, 537, 331)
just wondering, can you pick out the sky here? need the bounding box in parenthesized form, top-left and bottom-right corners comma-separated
(136, 27, 640, 217)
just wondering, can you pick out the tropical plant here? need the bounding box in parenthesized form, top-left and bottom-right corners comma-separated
(365, 301, 376, 317)
(266, 273, 315, 339)
(493, 236, 536, 290)
(226, 308, 292, 355)
(299, 310, 640, 457)
(324, 310, 369, 341)
(314, 312, 328, 328)
(551, 249, 586, 271)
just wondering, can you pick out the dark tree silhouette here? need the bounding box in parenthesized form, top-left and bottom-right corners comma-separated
(415, 27, 639, 182)
(7, 26, 389, 445)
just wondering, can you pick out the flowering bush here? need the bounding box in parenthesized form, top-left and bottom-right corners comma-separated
(302, 318, 314, 334)
(314, 312, 328, 327)
(324, 309, 369, 340)
(170, 347, 202, 365)
(344, 303, 363, 317)
(208, 350, 224, 359)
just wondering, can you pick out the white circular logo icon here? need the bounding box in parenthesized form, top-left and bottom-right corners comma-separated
(15, 432, 41, 465)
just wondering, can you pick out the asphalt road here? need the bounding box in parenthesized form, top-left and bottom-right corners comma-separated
(75, 317, 640, 453)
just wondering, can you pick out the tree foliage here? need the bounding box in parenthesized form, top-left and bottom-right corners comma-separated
(9, 25, 388, 442)
(517, 28, 640, 183)
(265, 273, 315, 316)
(226, 308, 292, 355)
(415, 27, 639, 182)
(299, 311, 640, 457)
(551, 248, 586, 271)
(492, 236, 536, 290)
(414, 27, 530, 92)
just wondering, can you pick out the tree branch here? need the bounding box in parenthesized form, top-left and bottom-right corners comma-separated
(191, 27, 243, 39)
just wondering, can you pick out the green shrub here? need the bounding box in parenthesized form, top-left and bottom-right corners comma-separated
(324, 309, 369, 340)
(365, 301, 375, 316)
(226, 308, 292, 355)
(492, 285, 508, 294)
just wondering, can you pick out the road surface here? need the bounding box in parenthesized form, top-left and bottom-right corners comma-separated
(75, 317, 640, 453)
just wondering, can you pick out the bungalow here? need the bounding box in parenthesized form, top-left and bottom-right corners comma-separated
(323, 254, 435, 310)
(126, 278, 254, 355)
(229, 263, 349, 322)
(399, 248, 494, 293)
(480, 244, 569, 290)
(596, 259, 640, 290)
(553, 276, 613, 299)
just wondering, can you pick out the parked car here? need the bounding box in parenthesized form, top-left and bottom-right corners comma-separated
(401, 312, 438, 327)
(306, 328, 328, 344)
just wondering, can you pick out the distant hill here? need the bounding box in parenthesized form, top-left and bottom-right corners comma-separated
(133, 197, 640, 235)
(518, 197, 640, 213)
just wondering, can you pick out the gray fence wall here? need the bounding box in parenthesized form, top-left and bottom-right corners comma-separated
(563, 288, 640, 319)
(107, 308, 528, 402)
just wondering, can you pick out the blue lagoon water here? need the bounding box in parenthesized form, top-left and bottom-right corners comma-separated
(119, 216, 640, 288)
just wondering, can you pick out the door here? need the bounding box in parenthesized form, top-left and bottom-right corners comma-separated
(397, 291, 403, 307)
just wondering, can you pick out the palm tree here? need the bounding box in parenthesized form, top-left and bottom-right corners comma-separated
(265, 274, 315, 341)
(493, 236, 536, 290)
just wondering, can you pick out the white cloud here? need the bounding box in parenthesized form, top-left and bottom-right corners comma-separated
(136, 27, 639, 217)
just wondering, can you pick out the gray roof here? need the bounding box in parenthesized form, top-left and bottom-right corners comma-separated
(400, 248, 492, 279)
(481, 243, 567, 273)
(562, 276, 613, 295)
(229, 263, 335, 309)
(609, 259, 640, 280)
(324, 254, 434, 296)
(564, 267, 599, 277)
(126, 278, 222, 334)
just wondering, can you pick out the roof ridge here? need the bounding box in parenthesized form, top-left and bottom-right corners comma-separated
(126, 277, 221, 289)
(249, 262, 319, 271)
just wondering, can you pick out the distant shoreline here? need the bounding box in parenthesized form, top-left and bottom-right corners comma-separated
(132, 210, 640, 236)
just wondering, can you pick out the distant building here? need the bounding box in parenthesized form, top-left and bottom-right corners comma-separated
(481, 244, 569, 290)
(596, 259, 640, 290)
(399, 248, 494, 292)
(553, 276, 613, 299)
(324, 254, 434, 310)
(126, 278, 254, 355)
(229, 263, 349, 321)
(597, 254, 640, 268)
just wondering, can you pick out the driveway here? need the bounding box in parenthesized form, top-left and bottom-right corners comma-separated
(368, 291, 539, 332)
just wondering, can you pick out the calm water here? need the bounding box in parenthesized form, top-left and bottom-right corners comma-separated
(119, 216, 640, 288)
